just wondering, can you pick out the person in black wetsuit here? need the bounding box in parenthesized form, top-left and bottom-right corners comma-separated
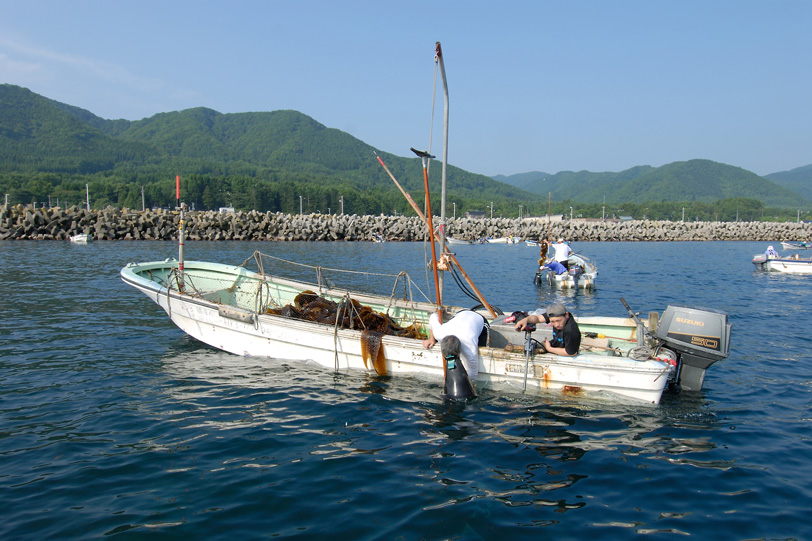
(513, 302, 581, 356)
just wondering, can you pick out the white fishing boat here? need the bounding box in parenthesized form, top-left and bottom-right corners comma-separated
(121, 42, 730, 405)
(781, 241, 809, 250)
(121, 253, 729, 404)
(752, 252, 812, 274)
(70, 233, 91, 243)
(535, 252, 598, 289)
(445, 236, 470, 245)
(487, 236, 522, 244)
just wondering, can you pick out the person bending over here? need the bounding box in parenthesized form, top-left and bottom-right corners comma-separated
(422, 310, 485, 379)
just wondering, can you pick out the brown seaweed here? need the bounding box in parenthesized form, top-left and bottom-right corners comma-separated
(360, 329, 387, 375)
(269, 291, 427, 341)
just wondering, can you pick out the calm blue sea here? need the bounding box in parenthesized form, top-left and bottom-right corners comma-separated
(1, 240, 810, 539)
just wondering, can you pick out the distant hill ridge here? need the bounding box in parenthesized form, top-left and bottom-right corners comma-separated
(1, 83, 810, 210)
(493, 161, 812, 207)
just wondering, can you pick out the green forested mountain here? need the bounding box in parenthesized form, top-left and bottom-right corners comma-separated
(493, 160, 809, 208)
(0, 84, 537, 215)
(764, 164, 812, 200)
(1, 83, 808, 218)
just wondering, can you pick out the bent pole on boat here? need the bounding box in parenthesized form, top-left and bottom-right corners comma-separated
(412, 147, 443, 315)
(375, 153, 497, 319)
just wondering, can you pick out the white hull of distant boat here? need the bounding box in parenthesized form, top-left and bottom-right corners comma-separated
(445, 236, 470, 245)
(535, 254, 598, 289)
(487, 236, 522, 244)
(781, 241, 809, 250)
(752, 254, 812, 274)
(70, 233, 91, 243)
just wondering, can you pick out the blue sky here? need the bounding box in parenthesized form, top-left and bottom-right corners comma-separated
(1, 0, 810, 177)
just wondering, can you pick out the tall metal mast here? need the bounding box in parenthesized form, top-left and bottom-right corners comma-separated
(435, 41, 449, 304)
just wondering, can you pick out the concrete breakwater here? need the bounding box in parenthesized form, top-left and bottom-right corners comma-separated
(1, 205, 810, 242)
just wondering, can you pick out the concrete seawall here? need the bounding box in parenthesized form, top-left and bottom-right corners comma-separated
(2, 205, 810, 242)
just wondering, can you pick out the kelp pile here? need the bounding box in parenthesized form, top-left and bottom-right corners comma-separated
(266, 290, 427, 376)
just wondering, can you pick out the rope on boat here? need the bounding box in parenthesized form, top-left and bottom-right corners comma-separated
(333, 296, 345, 371)
(653, 364, 671, 382)
(243, 250, 433, 308)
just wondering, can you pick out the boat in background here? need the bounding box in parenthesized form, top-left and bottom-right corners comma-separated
(753, 251, 812, 274)
(535, 253, 598, 289)
(70, 233, 91, 243)
(486, 236, 522, 244)
(445, 236, 471, 245)
(781, 241, 810, 250)
(533, 240, 598, 289)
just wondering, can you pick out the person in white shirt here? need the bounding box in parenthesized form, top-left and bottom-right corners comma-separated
(422, 310, 485, 380)
(552, 238, 572, 270)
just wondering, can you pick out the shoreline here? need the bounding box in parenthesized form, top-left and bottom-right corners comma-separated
(2, 205, 810, 242)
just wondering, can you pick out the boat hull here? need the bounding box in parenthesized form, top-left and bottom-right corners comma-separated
(781, 241, 809, 250)
(752, 255, 812, 274)
(445, 237, 470, 245)
(70, 234, 91, 243)
(121, 260, 672, 404)
(487, 236, 522, 244)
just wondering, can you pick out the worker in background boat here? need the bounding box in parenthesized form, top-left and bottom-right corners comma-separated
(765, 245, 779, 259)
(422, 310, 485, 380)
(552, 239, 572, 270)
(544, 260, 568, 275)
(514, 302, 581, 356)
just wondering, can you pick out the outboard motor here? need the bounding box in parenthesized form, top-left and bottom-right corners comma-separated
(655, 305, 731, 391)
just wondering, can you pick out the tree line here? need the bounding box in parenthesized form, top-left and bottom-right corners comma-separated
(2, 171, 809, 223)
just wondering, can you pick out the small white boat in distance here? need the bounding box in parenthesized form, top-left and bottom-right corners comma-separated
(445, 236, 470, 245)
(70, 233, 91, 243)
(753, 252, 812, 274)
(486, 236, 522, 244)
(781, 241, 810, 250)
